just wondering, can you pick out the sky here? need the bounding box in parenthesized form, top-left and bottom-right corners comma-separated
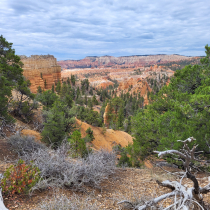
(0, 0, 210, 60)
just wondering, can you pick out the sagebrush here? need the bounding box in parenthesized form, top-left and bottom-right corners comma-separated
(9, 134, 116, 192)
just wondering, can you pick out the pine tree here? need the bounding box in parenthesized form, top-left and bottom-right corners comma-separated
(55, 79, 61, 94)
(37, 86, 42, 94)
(76, 87, 80, 98)
(44, 79, 47, 89)
(117, 106, 124, 129)
(87, 98, 93, 110)
(68, 130, 87, 157)
(41, 101, 76, 148)
(126, 116, 131, 134)
(71, 74, 76, 85)
(85, 127, 95, 142)
(84, 95, 87, 105)
(61, 82, 68, 98)
(0, 35, 28, 120)
(92, 94, 98, 105)
(51, 84, 55, 93)
(67, 77, 71, 85)
(89, 87, 93, 95)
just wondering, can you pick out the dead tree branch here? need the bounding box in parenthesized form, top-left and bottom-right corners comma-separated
(118, 137, 210, 209)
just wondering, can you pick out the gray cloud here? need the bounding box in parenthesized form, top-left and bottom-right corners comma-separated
(0, 0, 210, 60)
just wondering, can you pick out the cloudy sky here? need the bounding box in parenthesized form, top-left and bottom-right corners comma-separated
(1, 0, 210, 60)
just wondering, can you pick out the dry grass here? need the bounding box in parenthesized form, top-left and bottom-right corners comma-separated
(34, 192, 100, 210)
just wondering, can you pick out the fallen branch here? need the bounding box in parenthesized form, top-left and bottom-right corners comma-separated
(118, 137, 210, 209)
(0, 174, 8, 210)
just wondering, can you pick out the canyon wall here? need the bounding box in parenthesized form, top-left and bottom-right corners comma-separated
(58, 54, 195, 69)
(20, 55, 61, 93)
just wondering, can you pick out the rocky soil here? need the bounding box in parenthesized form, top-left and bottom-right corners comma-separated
(1, 140, 210, 210)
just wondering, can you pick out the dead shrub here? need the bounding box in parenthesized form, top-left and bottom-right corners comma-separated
(8, 134, 116, 192)
(8, 133, 45, 156)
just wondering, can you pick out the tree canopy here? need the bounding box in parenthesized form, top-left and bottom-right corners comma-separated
(0, 35, 33, 121)
(131, 45, 210, 162)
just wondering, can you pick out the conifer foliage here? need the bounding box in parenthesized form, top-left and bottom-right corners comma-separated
(0, 35, 24, 119)
(131, 45, 210, 163)
(0, 35, 35, 122)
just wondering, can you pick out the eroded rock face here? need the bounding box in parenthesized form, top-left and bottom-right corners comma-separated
(20, 55, 61, 93)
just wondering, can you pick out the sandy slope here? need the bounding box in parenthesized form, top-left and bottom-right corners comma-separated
(76, 119, 133, 151)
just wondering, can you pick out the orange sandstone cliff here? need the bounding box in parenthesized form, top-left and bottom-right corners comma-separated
(20, 55, 61, 93)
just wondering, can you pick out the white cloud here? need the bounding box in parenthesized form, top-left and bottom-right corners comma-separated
(0, 0, 209, 60)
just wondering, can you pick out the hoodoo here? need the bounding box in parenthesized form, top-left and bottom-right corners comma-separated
(20, 55, 61, 93)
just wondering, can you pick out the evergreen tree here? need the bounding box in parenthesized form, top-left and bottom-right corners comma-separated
(85, 127, 95, 142)
(55, 79, 61, 94)
(63, 94, 73, 108)
(12, 80, 37, 122)
(89, 87, 93, 95)
(51, 84, 55, 93)
(36, 90, 58, 110)
(87, 98, 93, 110)
(131, 45, 210, 161)
(76, 87, 80, 98)
(0, 35, 25, 120)
(37, 86, 42, 94)
(44, 79, 47, 89)
(127, 116, 131, 134)
(67, 77, 71, 85)
(61, 82, 68, 98)
(84, 95, 88, 105)
(106, 101, 113, 126)
(92, 94, 98, 105)
(71, 87, 76, 99)
(81, 85, 85, 95)
(71, 74, 76, 85)
(117, 106, 124, 129)
(112, 97, 124, 114)
(41, 101, 76, 148)
(68, 130, 87, 157)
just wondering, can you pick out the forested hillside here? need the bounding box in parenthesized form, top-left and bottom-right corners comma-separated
(125, 45, 210, 167)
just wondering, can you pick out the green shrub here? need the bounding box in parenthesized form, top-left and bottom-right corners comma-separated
(36, 90, 59, 110)
(41, 102, 76, 148)
(68, 130, 88, 158)
(1, 159, 40, 195)
(85, 127, 95, 142)
(117, 152, 132, 167)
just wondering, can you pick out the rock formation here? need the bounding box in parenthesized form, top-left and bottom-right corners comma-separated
(20, 55, 61, 93)
(58, 54, 195, 69)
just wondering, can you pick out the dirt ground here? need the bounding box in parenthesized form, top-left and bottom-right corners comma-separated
(1, 136, 210, 209)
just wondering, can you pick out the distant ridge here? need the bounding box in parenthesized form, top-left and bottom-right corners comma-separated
(58, 54, 200, 69)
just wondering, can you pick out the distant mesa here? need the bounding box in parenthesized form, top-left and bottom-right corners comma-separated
(20, 55, 61, 93)
(58, 54, 195, 69)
